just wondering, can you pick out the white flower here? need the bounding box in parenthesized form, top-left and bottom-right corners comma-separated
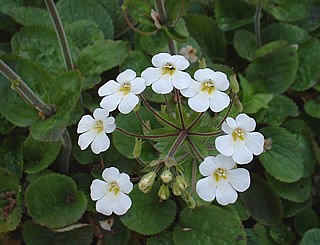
(180, 68, 230, 112)
(215, 113, 264, 164)
(141, 53, 192, 94)
(90, 167, 133, 216)
(196, 154, 250, 205)
(98, 69, 146, 114)
(179, 45, 198, 63)
(77, 108, 116, 154)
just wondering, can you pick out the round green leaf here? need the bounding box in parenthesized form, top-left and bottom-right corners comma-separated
(300, 228, 320, 245)
(305, 96, 320, 119)
(241, 174, 282, 226)
(147, 232, 174, 245)
(120, 184, 177, 235)
(120, 50, 151, 76)
(233, 29, 256, 61)
(295, 208, 319, 236)
(269, 225, 296, 245)
(9, 7, 51, 26)
(283, 199, 311, 218)
(173, 206, 247, 245)
(259, 126, 304, 183)
(295, 0, 320, 31)
(25, 173, 87, 228)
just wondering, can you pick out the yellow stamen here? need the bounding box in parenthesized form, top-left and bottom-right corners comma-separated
(214, 168, 227, 182)
(108, 182, 120, 196)
(232, 128, 245, 141)
(119, 82, 131, 95)
(94, 120, 104, 134)
(162, 63, 176, 76)
(201, 80, 215, 94)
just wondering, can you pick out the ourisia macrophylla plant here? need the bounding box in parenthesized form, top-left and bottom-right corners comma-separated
(77, 52, 265, 216)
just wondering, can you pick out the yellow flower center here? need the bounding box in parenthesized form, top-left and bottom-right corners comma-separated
(162, 63, 176, 76)
(213, 168, 227, 182)
(232, 128, 245, 141)
(201, 80, 215, 94)
(119, 82, 131, 95)
(94, 120, 104, 134)
(108, 182, 120, 196)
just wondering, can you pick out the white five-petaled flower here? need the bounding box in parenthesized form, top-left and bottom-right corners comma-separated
(90, 167, 133, 216)
(98, 69, 146, 114)
(77, 108, 116, 154)
(180, 68, 230, 112)
(215, 113, 264, 164)
(196, 154, 250, 205)
(141, 53, 192, 94)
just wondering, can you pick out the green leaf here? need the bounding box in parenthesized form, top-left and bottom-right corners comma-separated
(246, 45, 298, 94)
(147, 232, 174, 245)
(78, 40, 128, 89)
(120, 50, 151, 76)
(215, 0, 255, 31)
(23, 221, 94, 245)
(304, 96, 320, 119)
(243, 93, 273, 114)
(184, 15, 227, 61)
(173, 206, 247, 245)
(72, 173, 95, 212)
(241, 174, 282, 226)
(246, 224, 275, 245)
(56, 0, 114, 39)
(30, 70, 82, 141)
(255, 40, 288, 59)
(259, 95, 298, 126)
(25, 173, 87, 228)
(295, 208, 319, 236)
(300, 228, 320, 245)
(9, 7, 51, 26)
(261, 23, 310, 45)
(295, 0, 320, 31)
(233, 29, 256, 61)
(262, 0, 309, 22)
(65, 20, 104, 50)
(0, 0, 23, 15)
(100, 216, 130, 245)
(120, 184, 177, 235)
(0, 168, 22, 233)
(0, 114, 13, 135)
(259, 126, 304, 182)
(269, 224, 296, 245)
(283, 199, 311, 218)
(266, 174, 311, 203)
(291, 38, 320, 91)
(23, 135, 61, 174)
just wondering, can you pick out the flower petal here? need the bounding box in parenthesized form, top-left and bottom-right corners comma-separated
(130, 77, 146, 94)
(180, 79, 201, 98)
(117, 173, 133, 194)
(90, 179, 108, 201)
(196, 176, 217, 202)
(91, 132, 110, 154)
(215, 135, 234, 156)
(226, 117, 237, 129)
(171, 70, 192, 89)
(96, 192, 114, 216)
(103, 117, 116, 133)
(169, 55, 189, 70)
(228, 168, 250, 192)
(113, 192, 132, 215)
(98, 80, 121, 96)
(118, 93, 139, 114)
(78, 129, 96, 150)
(236, 114, 256, 132)
(151, 75, 174, 94)
(214, 154, 236, 170)
(216, 179, 238, 205)
(209, 90, 230, 112)
(93, 108, 109, 120)
(152, 53, 172, 67)
(188, 91, 210, 112)
(199, 156, 218, 176)
(77, 115, 94, 133)
(194, 68, 215, 82)
(232, 140, 253, 164)
(221, 121, 233, 134)
(141, 67, 162, 86)
(102, 167, 120, 183)
(117, 69, 136, 83)
(100, 92, 122, 112)
(212, 71, 229, 91)
(245, 132, 264, 155)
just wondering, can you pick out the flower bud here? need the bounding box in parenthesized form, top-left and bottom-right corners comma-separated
(138, 171, 156, 194)
(230, 74, 239, 94)
(175, 175, 188, 192)
(172, 182, 182, 196)
(184, 192, 196, 209)
(199, 58, 206, 69)
(235, 97, 243, 112)
(133, 138, 143, 158)
(158, 184, 169, 200)
(142, 120, 151, 134)
(160, 169, 173, 183)
(133, 100, 141, 112)
(161, 104, 167, 114)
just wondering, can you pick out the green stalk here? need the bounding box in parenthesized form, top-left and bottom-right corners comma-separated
(167, 130, 188, 158)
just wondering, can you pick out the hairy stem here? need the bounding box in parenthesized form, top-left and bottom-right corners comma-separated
(175, 89, 185, 129)
(217, 93, 236, 128)
(187, 137, 204, 161)
(163, 94, 174, 117)
(135, 111, 150, 132)
(255, 1, 262, 48)
(190, 158, 197, 196)
(167, 130, 188, 158)
(59, 129, 71, 174)
(186, 112, 204, 131)
(170, 0, 185, 27)
(188, 130, 223, 137)
(116, 127, 179, 139)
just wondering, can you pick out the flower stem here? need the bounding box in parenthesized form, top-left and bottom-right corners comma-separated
(135, 111, 150, 132)
(0, 60, 56, 117)
(188, 130, 223, 137)
(163, 94, 174, 117)
(190, 158, 197, 196)
(59, 128, 71, 174)
(255, 1, 262, 48)
(187, 137, 204, 161)
(175, 89, 185, 129)
(139, 95, 181, 131)
(176, 152, 190, 162)
(168, 39, 178, 55)
(217, 93, 236, 128)
(169, 0, 185, 27)
(116, 127, 179, 139)
(136, 157, 147, 167)
(186, 112, 204, 131)
(167, 130, 188, 158)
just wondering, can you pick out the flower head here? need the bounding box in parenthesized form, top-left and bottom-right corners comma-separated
(196, 154, 250, 205)
(215, 113, 264, 164)
(179, 45, 198, 63)
(98, 69, 146, 114)
(180, 68, 230, 112)
(77, 108, 116, 154)
(141, 53, 192, 94)
(90, 167, 133, 216)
